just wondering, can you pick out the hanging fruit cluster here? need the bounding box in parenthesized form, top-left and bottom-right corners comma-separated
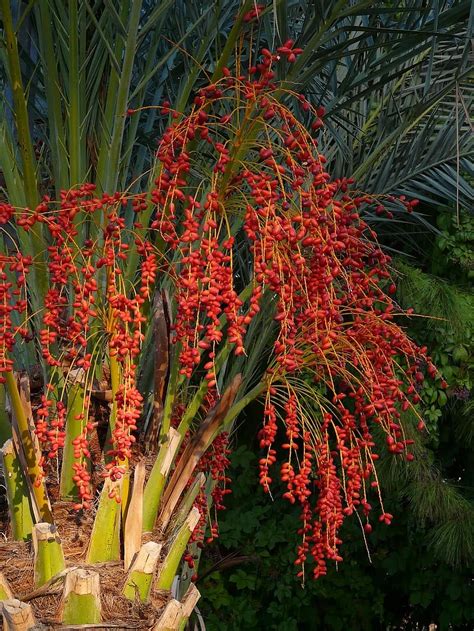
(0, 45, 439, 578)
(142, 47, 439, 577)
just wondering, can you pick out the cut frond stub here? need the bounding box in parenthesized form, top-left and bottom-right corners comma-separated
(1, 599, 36, 631)
(32, 523, 65, 588)
(123, 541, 162, 603)
(60, 568, 102, 625)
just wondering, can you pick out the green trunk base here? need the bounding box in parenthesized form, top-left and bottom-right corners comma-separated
(142, 428, 180, 533)
(123, 541, 161, 603)
(1, 440, 34, 541)
(62, 593, 101, 624)
(0, 572, 13, 600)
(33, 523, 65, 587)
(61, 569, 102, 624)
(123, 570, 153, 602)
(87, 478, 122, 563)
(156, 507, 200, 591)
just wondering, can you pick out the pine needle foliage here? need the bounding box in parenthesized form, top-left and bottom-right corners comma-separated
(394, 259, 473, 336)
(376, 409, 474, 567)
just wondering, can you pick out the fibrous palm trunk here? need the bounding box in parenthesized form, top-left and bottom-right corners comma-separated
(0, 373, 240, 629)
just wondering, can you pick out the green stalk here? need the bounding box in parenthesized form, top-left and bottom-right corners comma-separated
(123, 541, 162, 602)
(0, 0, 47, 305)
(222, 381, 266, 430)
(142, 428, 181, 533)
(125, 0, 255, 287)
(156, 507, 200, 591)
(175, 378, 209, 439)
(61, 569, 102, 624)
(175, 342, 233, 440)
(159, 345, 181, 440)
(95, 0, 143, 193)
(123, 461, 146, 570)
(0, 440, 34, 541)
(179, 479, 215, 596)
(5, 372, 52, 523)
(108, 353, 120, 434)
(0, 0, 38, 209)
(33, 523, 66, 587)
(68, 0, 82, 188)
(94, 1, 128, 193)
(86, 478, 122, 563)
(210, 0, 254, 82)
(178, 539, 201, 597)
(35, 0, 68, 193)
(0, 112, 26, 206)
(172, 472, 205, 533)
(59, 380, 85, 499)
(104, 350, 131, 514)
